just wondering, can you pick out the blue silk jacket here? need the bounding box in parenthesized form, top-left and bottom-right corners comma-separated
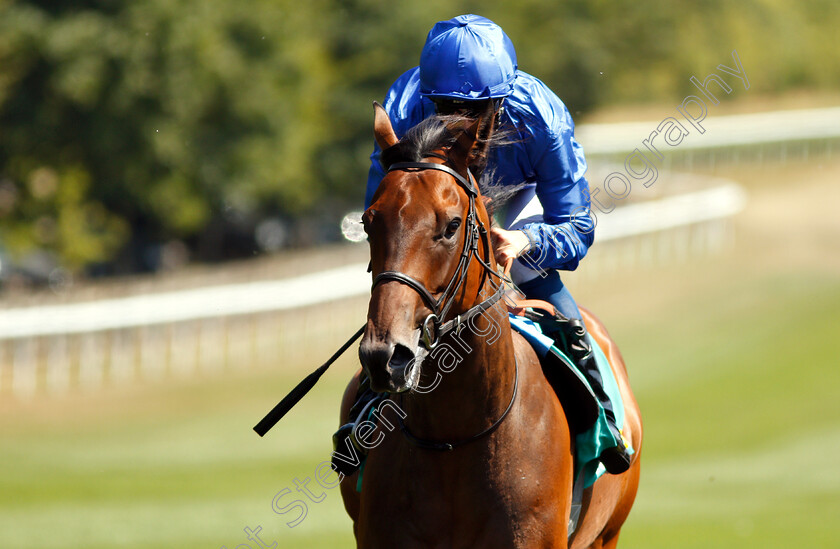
(365, 68, 595, 272)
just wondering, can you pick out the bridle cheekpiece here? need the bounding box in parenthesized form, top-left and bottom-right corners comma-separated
(370, 160, 506, 351)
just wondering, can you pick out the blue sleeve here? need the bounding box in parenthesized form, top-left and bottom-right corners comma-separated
(518, 104, 594, 272)
(365, 142, 386, 209)
(364, 68, 427, 209)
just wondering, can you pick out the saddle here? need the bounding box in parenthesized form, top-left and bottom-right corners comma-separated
(506, 296, 600, 433)
(331, 297, 601, 476)
(332, 264, 628, 507)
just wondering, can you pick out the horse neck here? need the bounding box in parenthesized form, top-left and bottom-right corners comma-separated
(401, 281, 517, 442)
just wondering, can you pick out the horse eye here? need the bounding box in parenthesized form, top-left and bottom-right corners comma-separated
(444, 218, 462, 239)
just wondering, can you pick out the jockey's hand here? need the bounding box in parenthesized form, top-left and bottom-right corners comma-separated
(490, 228, 532, 267)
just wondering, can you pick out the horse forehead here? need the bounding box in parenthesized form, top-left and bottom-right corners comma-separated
(378, 171, 464, 217)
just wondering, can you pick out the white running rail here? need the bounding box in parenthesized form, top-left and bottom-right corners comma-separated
(577, 106, 840, 155)
(0, 184, 746, 340)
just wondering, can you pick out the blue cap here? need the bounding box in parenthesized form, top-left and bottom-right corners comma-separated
(419, 14, 518, 100)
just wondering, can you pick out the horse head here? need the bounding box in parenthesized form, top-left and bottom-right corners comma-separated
(359, 102, 498, 393)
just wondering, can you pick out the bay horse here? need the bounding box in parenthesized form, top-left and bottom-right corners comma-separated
(338, 102, 642, 548)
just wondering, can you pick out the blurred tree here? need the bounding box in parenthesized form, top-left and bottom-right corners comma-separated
(0, 0, 837, 275)
(0, 0, 338, 271)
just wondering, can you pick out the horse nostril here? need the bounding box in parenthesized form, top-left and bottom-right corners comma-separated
(359, 342, 390, 373)
(388, 344, 415, 373)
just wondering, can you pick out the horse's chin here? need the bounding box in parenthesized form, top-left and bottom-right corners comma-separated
(391, 351, 426, 393)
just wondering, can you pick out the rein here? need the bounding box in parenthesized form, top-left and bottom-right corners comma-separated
(373, 160, 518, 452)
(254, 159, 515, 443)
(396, 358, 518, 451)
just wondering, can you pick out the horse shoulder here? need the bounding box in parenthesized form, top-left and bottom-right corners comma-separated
(509, 330, 576, 541)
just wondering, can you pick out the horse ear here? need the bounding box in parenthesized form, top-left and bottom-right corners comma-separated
(373, 101, 399, 150)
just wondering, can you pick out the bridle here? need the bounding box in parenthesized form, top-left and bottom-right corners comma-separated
(252, 156, 517, 442)
(371, 160, 506, 350)
(370, 158, 518, 452)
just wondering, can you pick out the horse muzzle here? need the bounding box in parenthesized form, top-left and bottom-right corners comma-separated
(359, 330, 425, 393)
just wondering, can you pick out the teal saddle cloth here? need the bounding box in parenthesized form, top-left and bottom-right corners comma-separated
(352, 314, 633, 492)
(509, 314, 633, 488)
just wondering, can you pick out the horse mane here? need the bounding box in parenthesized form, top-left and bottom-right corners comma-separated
(379, 114, 526, 217)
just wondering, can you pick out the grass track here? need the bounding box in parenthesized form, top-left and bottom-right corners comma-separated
(1, 158, 838, 548)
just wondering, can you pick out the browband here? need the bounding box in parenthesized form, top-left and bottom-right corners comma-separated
(388, 162, 477, 196)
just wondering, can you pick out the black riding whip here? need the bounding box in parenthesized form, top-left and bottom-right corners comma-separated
(253, 324, 365, 437)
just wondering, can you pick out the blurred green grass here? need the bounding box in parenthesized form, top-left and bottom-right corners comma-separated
(0, 365, 358, 549)
(616, 273, 840, 548)
(2, 159, 839, 548)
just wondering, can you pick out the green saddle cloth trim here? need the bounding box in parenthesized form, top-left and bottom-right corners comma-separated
(353, 331, 633, 493)
(571, 334, 634, 488)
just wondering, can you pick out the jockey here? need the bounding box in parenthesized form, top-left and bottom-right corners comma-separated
(361, 14, 631, 474)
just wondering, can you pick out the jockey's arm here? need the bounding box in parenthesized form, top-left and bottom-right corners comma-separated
(513, 112, 595, 273)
